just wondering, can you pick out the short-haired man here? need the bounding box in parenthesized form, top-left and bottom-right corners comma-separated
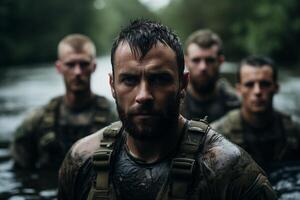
(11, 34, 117, 169)
(181, 30, 240, 122)
(212, 55, 300, 169)
(58, 20, 276, 200)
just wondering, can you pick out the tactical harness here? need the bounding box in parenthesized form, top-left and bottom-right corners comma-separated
(87, 119, 210, 200)
(38, 95, 112, 148)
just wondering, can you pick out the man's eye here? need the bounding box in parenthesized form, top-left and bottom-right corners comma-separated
(259, 80, 272, 88)
(205, 57, 217, 64)
(121, 76, 139, 86)
(149, 74, 173, 86)
(244, 82, 254, 88)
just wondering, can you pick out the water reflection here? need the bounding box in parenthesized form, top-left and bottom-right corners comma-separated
(269, 162, 300, 199)
(0, 159, 57, 199)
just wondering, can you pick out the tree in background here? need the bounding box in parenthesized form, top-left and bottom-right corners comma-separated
(158, 0, 300, 65)
(1, 0, 300, 67)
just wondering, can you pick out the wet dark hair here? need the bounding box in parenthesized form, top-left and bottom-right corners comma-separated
(111, 19, 184, 79)
(237, 55, 277, 83)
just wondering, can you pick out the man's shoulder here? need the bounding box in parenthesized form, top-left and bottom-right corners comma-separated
(211, 109, 241, 131)
(94, 94, 114, 109)
(201, 129, 275, 198)
(69, 121, 122, 163)
(201, 128, 242, 172)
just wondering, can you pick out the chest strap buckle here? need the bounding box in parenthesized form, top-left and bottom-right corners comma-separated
(170, 157, 195, 179)
(92, 149, 112, 170)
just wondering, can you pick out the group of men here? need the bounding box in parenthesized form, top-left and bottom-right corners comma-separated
(10, 19, 300, 199)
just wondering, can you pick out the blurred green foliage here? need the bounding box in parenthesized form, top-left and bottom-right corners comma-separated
(1, 0, 300, 67)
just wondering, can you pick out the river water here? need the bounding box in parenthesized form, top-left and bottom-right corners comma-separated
(0, 57, 300, 199)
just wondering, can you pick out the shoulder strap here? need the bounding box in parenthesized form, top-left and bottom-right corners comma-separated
(93, 96, 113, 125)
(162, 119, 210, 200)
(38, 96, 62, 146)
(87, 121, 122, 200)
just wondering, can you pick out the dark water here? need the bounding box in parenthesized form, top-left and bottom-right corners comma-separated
(0, 59, 300, 199)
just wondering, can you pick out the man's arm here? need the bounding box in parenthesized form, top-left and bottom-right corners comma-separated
(227, 149, 277, 200)
(10, 108, 44, 168)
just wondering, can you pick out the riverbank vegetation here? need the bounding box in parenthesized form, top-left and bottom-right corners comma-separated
(1, 0, 300, 67)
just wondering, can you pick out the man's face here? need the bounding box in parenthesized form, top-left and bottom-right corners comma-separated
(56, 45, 96, 93)
(237, 65, 278, 115)
(185, 43, 223, 93)
(110, 42, 187, 141)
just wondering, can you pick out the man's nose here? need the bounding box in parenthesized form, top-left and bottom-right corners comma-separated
(135, 81, 154, 104)
(253, 83, 262, 94)
(197, 60, 208, 71)
(73, 64, 83, 75)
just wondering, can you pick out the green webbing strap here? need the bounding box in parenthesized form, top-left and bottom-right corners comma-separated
(39, 96, 62, 146)
(167, 119, 209, 200)
(94, 96, 110, 125)
(87, 122, 122, 200)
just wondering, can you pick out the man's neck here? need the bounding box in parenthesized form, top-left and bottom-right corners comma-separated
(126, 115, 186, 163)
(64, 90, 94, 110)
(241, 107, 274, 128)
(187, 84, 217, 101)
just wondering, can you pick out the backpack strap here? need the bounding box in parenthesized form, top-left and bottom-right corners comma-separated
(38, 96, 62, 147)
(166, 119, 210, 199)
(87, 121, 122, 200)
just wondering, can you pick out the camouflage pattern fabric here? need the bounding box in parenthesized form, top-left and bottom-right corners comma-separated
(11, 95, 118, 169)
(211, 109, 300, 169)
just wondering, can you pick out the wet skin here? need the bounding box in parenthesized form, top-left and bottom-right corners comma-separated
(237, 64, 278, 115)
(185, 44, 224, 94)
(56, 46, 96, 93)
(110, 41, 187, 145)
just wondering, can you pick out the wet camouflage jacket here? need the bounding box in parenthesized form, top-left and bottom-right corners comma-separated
(58, 120, 277, 200)
(11, 95, 117, 169)
(181, 79, 240, 122)
(211, 109, 300, 169)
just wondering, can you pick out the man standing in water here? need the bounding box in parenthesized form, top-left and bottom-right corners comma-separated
(58, 20, 276, 200)
(181, 30, 240, 122)
(11, 34, 117, 169)
(212, 55, 300, 169)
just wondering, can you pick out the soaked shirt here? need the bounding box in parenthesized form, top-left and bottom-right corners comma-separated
(181, 79, 240, 122)
(113, 141, 170, 200)
(58, 121, 277, 200)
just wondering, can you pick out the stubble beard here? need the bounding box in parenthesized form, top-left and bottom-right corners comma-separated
(116, 93, 181, 142)
(190, 73, 219, 95)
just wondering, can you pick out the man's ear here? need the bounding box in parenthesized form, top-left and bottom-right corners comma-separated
(91, 60, 97, 73)
(236, 83, 242, 96)
(55, 60, 63, 74)
(218, 55, 225, 64)
(184, 55, 190, 71)
(109, 73, 116, 99)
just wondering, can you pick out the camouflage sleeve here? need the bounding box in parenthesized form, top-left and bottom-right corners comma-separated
(10, 108, 44, 168)
(227, 150, 277, 200)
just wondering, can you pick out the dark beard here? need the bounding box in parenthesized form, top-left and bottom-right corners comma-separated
(116, 93, 180, 141)
(190, 74, 218, 94)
